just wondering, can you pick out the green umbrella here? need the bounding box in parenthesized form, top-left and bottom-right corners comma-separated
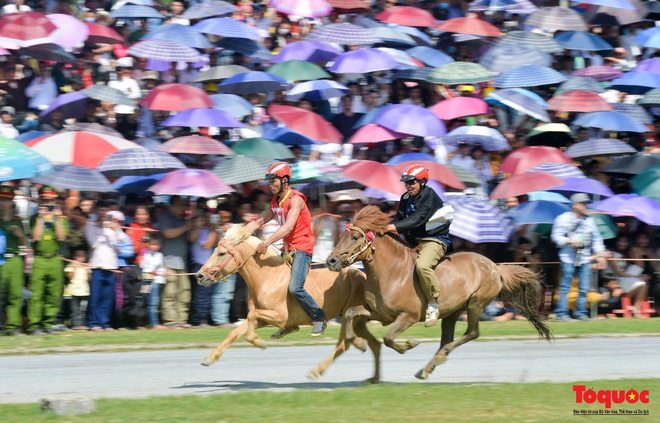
(630, 164, 660, 201)
(212, 155, 274, 185)
(230, 138, 294, 160)
(266, 60, 331, 82)
(445, 164, 481, 187)
(427, 62, 496, 85)
(535, 212, 618, 240)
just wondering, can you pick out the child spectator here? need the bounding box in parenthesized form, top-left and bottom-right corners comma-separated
(63, 249, 91, 330)
(140, 236, 166, 330)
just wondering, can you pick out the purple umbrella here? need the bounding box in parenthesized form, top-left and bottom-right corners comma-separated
(546, 177, 615, 199)
(633, 58, 660, 74)
(572, 65, 623, 82)
(148, 168, 235, 197)
(162, 108, 245, 128)
(592, 194, 660, 226)
(374, 104, 446, 137)
(40, 92, 89, 119)
(271, 40, 342, 63)
(327, 48, 399, 74)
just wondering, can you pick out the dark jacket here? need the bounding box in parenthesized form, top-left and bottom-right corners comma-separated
(393, 185, 449, 245)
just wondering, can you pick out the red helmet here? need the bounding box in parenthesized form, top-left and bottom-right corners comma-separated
(400, 164, 429, 183)
(265, 162, 292, 180)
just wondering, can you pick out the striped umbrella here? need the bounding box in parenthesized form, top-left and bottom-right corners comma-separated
(97, 148, 186, 177)
(479, 43, 551, 74)
(212, 155, 274, 185)
(490, 171, 564, 200)
(494, 65, 566, 88)
(406, 46, 454, 68)
(271, 0, 332, 18)
(592, 0, 648, 26)
(524, 7, 587, 32)
(128, 40, 202, 62)
(565, 138, 638, 160)
(428, 62, 496, 85)
(230, 138, 295, 160)
(182, 1, 238, 20)
(32, 164, 115, 192)
(148, 169, 234, 197)
(495, 30, 563, 53)
(80, 85, 133, 106)
(547, 90, 613, 113)
(110, 4, 164, 19)
(193, 17, 261, 40)
(578, 0, 636, 10)
(445, 164, 481, 186)
(614, 103, 653, 125)
(556, 76, 605, 94)
(436, 17, 502, 37)
(393, 67, 434, 82)
(306, 22, 381, 45)
(572, 111, 649, 133)
(468, 0, 537, 14)
(638, 88, 660, 106)
(554, 31, 613, 51)
(159, 136, 235, 156)
(572, 65, 623, 82)
(442, 126, 511, 151)
(444, 195, 514, 243)
(485, 88, 550, 122)
(526, 163, 585, 179)
(143, 24, 213, 49)
(218, 71, 289, 95)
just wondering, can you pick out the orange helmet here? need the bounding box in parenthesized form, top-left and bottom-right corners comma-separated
(400, 164, 429, 183)
(265, 162, 292, 180)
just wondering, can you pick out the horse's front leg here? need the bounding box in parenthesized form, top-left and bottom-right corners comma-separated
(352, 317, 382, 384)
(307, 319, 350, 380)
(345, 305, 371, 342)
(245, 309, 283, 349)
(201, 320, 249, 366)
(383, 313, 420, 354)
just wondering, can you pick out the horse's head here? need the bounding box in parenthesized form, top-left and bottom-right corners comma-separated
(326, 205, 389, 271)
(196, 224, 253, 286)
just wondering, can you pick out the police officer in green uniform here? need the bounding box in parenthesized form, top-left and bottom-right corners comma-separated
(27, 186, 69, 335)
(0, 185, 26, 336)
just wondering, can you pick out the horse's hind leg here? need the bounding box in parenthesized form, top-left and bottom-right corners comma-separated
(416, 304, 480, 380)
(307, 320, 351, 380)
(345, 305, 371, 342)
(201, 320, 250, 366)
(352, 316, 382, 384)
(383, 313, 420, 354)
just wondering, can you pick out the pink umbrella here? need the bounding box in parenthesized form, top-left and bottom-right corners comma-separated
(271, 0, 333, 18)
(268, 104, 342, 144)
(25, 131, 142, 168)
(430, 97, 489, 120)
(46, 14, 89, 49)
(348, 123, 408, 144)
(0, 12, 59, 48)
(390, 160, 466, 190)
(159, 135, 235, 155)
(139, 84, 214, 111)
(341, 160, 402, 195)
(148, 169, 234, 197)
(499, 145, 573, 175)
(490, 171, 564, 200)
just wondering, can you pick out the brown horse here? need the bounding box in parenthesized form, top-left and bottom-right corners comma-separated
(195, 225, 380, 379)
(326, 205, 552, 381)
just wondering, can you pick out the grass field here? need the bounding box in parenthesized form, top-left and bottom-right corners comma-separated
(0, 378, 657, 422)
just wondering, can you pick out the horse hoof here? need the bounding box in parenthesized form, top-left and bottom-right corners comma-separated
(200, 357, 215, 367)
(363, 377, 379, 385)
(353, 338, 367, 353)
(306, 370, 321, 380)
(248, 338, 267, 349)
(407, 339, 420, 349)
(414, 369, 428, 380)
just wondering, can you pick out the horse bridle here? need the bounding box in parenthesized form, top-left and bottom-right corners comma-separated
(332, 224, 375, 267)
(199, 239, 252, 284)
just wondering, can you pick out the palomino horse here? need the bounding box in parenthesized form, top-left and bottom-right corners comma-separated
(195, 225, 380, 379)
(326, 205, 552, 381)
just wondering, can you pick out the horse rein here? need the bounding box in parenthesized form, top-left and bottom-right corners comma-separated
(333, 224, 375, 267)
(199, 239, 252, 284)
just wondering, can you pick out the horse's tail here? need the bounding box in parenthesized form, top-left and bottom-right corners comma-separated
(497, 264, 553, 342)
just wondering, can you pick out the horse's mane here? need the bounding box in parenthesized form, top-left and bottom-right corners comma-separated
(352, 205, 413, 249)
(224, 224, 282, 261)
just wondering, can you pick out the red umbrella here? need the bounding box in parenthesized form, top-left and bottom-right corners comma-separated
(436, 17, 503, 37)
(341, 160, 403, 195)
(159, 135, 235, 155)
(348, 123, 408, 144)
(0, 12, 58, 48)
(328, 0, 370, 13)
(490, 171, 564, 200)
(84, 22, 125, 44)
(430, 97, 489, 120)
(547, 90, 613, 113)
(499, 146, 573, 175)
(268, 104, 342, 144)
(139, 84, 213, 111)
(391, 160, 466, 190)
(376, 6, 437, 27)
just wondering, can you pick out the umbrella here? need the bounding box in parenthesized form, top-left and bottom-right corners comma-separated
(376, 6, 437, 27)
(524, 7, 588, 32)
(572, 111, 649, 133)
(80, 85, 134, 106)
(442, 126, 510, 151)
(18, 43, 74, 64)
(613, 103, 653, 125)
(142, 24, 213, 49)
(192, 65, 250, 83)
(268, 104, 342, 144)
(630, 165, 660, 201)
(327, 49, 398, 74)
(389, 160, 466, 190)
(374, 104, 446, 138)
(369, 27, 417, 48)
(159, 135, 234, 156)
(306, 22, 381, 45)
(40, 92, 90, 120)
(547, 177, 615, 198)
(592, 194, 660, 226)
(478, 43, 551, 74)
(375, 47, 423, 69)
(500, 145, 572, 175)
(554, 31, 613, 51)
(406, 46, 454, 68)
(64, 123, 123, 138)
(112, 173, 168, 196)
(289, 161, 343, 183)
(547, 90, 613, 113)
(84, 22, 124, 44)
(341, 160, 402, 195)
(601, 154, 660, 175)
(271, 40, 342, 64)
(385, 152, 436, 166)
(572, 65, 622, 82)
(110, 4, 164, 19)
(393, 67, 434, 82)
(507, 200, 571, 224)
(633, 26, 660, 49)
(216, 37, 271, 61)
(97, 148, 186, 178)
(444, 195, 514, 243)
(496, 30, 563, 54)
(638, 88, 660, 106)
(139, 84, 213, 111)
(271, 0, 332, 18)
(285, 80, 348, 101)
(193, 17, 261, 40)
(436, 17, 503, 37)
(267, 60, 330, 82)
(526, 163, 585, 179)
(0, 136, 52, 181)
(578, 0, 636, 9)
(490, 171, 564, 199)
(556, 76, 605, 94)
(182, 1, 238, 19)
(46, 13, 89, 50)
(430, 97, 489, 121)
(128, 40, 202, 63)
(16, 131, 48, 143)
(633, 58, 660, 75)
(212, 155, 274, 185)
(25, 131, 141, 168)
(565, 138, 638, 160)
(230, 138, 294, 160)
(161, 108, 244, 128)
(262, 126, 320, 146)
(526, 123, 577, 148)
(467, 0, 523, 12)
(428, 62, 496, 85)
(210, 94, 253, 118)
(218, 71, 289, 95)
(527, 191, 571, 203)
(594, 0, 649, 26)
(485, 88, 550, 122)
(149, 169, 234, 197)
(494, 65, 566, 88)
(0, 11, 58, 48)
(328, 0, 370, 13)
(347, 123, 408, 145)
(610, 71, 660, 95)
(32, 164, 115, 192)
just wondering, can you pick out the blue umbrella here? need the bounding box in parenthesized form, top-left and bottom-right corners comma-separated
(271, 40, 341, 63)
(40, 92, 89, 120)
(369, 26, 416, 47)
(0, 136, 52, 181)
(496, 30, 563, 54)
(614, 103, 653, 125)
(97, 148, 186, 178)
(494, 65, 567, 88)
(386, 152, 437, 166)
(216, 37, 271, 60)
(182, 1, 238, 20)
(392, 67, 434, 82)
(210, 94, 254, 118)
(194, 17, 261, 40)
(572, 111, 649, 133)
(32, 164, 115, 192)
(285, 80, 348, 101)
(479, 44, 552, 73)
(554, 31, 613, 51)
(610, 71, 660, 95)
(527, 191, 571, 203)
(390, 25, 433, 46)
(406, 46, 454, 67)
(111, 173, 168, 196)
(633, 26, 660, 49)
(128, 40, 202, 62)
(218, 71, 288, 95)
(162, 108, 244, 128)
(507, 200, 571, 224)
(485, 88, 550, 122)
(262, 126, 320, 146)
(143, 24, 213, 49)
(110, 4, 164, 19)
(374, 104, 446, 137)
(16, 131, 47, 143)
